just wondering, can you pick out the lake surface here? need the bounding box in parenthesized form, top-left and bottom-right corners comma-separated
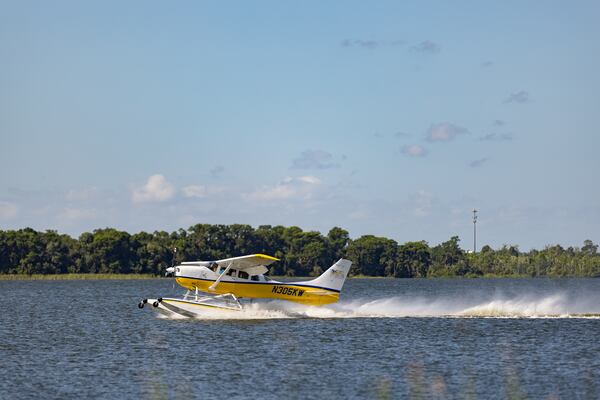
(1, 278, 599, 399)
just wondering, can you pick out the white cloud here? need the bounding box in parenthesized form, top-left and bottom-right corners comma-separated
(181, 185, 225, 199)
(244, 176, 323, 202)
(249, 185, 296, 201)
(298, 176, 321, 185)
(426, 123, 468, 142)
(182, 185, 208, 198)
(0, 201, 18, 219)
(401, 144, 428, 157)
(132, 174, 175, 203)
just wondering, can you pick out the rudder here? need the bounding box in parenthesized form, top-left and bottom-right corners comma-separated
(306, 259, 352, 292)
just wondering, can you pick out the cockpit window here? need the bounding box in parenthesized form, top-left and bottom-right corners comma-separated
(250, 275, 259, 281)
(226, 269, 237, 277)
(263, 276, 271, 282)
(238, 271, 249, 279)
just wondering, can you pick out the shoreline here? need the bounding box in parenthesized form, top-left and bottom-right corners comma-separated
(0, 273, 594, 281)
(0, 273, 158, 281)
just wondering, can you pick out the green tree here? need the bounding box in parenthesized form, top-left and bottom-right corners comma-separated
(345, 235, 398, 276)
(78, 229, 135, 273)
(1, 225, 598, 278)
(429, 236, 470, 276)
(327, 227, 350, 260)
(582, 239, 598, 256)
(397, 241, 431, 278)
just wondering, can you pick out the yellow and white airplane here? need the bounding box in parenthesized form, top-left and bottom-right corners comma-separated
(139, 254, 352, 317)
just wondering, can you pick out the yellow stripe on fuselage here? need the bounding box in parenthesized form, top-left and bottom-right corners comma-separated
(175, 277, 339, 305)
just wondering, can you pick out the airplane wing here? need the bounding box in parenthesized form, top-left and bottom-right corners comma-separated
(215, 254, 279, 275)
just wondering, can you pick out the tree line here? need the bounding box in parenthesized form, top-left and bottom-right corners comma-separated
(0, 225, 599, 277)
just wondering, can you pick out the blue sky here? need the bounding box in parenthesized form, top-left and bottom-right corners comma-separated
(1, 1, 599, 250)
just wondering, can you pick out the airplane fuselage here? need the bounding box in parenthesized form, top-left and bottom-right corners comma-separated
(175, 265, 340, 305)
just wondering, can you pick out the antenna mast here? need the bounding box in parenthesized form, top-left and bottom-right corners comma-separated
(472, 209, 478, 253)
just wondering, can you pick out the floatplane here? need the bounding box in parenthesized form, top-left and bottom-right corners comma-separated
(139, 254, 352, 318)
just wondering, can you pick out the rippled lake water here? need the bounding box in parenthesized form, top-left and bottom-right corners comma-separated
(1, 278, 599, 399)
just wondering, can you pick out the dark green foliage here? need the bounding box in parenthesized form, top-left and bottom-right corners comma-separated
(77, 228, 136, 274)
(327, 227, 350, 260)
(0, 229, 77, 274)
(0, 226, 598, 278)
(345, 235, 398, 276)
(397, 241, 431, 278)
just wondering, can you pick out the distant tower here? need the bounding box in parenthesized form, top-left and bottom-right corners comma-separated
(472, 209, 478, 253)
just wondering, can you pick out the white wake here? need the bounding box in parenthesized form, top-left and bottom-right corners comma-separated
(159, 292, 600, 320)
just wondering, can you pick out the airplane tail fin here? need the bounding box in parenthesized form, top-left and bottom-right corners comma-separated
(307, 259, 352, 292)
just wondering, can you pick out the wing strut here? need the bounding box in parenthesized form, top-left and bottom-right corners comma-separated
(208, 262, 232, 291)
